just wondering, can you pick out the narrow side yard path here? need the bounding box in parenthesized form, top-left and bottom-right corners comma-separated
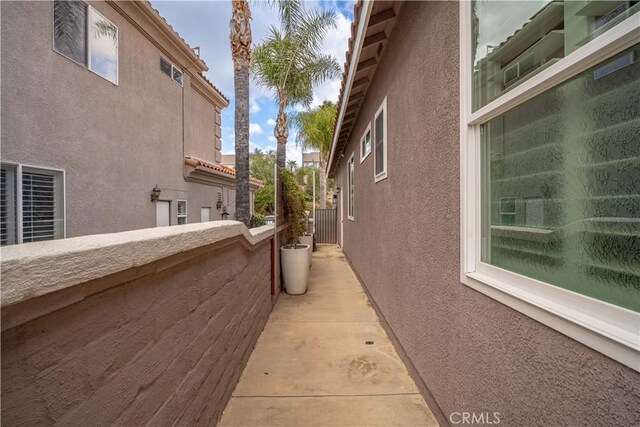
(219, 245, 438, 426)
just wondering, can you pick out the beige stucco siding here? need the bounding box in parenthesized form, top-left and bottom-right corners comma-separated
(334, 2, 640, 425)
(1, 0, 231, 237)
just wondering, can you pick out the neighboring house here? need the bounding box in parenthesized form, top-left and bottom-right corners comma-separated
(302, 151, 320, 168)
(1, 0, 260, 245)
(221, 154, 236, 169)
(328, 1, 639, 425)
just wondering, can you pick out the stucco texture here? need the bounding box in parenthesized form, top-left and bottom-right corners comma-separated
(334, 2, 640, 426)
(1, 1, 232, 236)
(1, 235, 273, 426)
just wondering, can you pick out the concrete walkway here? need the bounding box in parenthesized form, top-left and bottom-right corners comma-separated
(219, 245, 438, 426)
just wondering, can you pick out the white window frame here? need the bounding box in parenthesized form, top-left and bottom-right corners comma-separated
(373, 97, 388, 182)
(87, 6, 119, 85)
(1, 162, 66, 244)
(460, 3, 640, 371)
(347, 152, 355, 221)
(160, 57, 184, 87)
(52, 1, 119, 85)
(360, 122, 372, 163)
(177, 200, 188, 225)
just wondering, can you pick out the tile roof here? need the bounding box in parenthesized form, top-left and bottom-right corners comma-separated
(198, 73, 230, 104)
(333, 0, 364, 140)
(185, 156, 263, 186)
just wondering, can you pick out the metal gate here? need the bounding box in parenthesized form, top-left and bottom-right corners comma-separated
(314, 209, 337, 243)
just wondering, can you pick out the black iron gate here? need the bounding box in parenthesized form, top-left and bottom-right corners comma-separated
(315, 209, 337, 243)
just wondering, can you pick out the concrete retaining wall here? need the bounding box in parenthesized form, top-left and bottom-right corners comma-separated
(1, 222, 277, 426)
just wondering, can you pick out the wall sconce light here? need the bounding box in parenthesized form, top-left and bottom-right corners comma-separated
(151, 185, 161, 202)
(336, 186, 341, 193)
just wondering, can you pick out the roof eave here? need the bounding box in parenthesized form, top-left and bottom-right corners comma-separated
(326, 1, 374, 178)
(135, 1, 208, 73)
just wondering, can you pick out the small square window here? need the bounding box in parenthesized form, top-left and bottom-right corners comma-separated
(172, 67, 183, 86)
(160, 58, 172, 76)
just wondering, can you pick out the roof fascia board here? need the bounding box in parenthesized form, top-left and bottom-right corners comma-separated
(327, 1, 374, 175)
(190, 77, 230, 108)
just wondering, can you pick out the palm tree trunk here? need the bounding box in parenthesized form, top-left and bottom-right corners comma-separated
(275, 91, 288, 169)
(319, 156, 327, 209)
(230, 0, 251, 228)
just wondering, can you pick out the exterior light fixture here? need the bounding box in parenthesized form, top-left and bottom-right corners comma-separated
(151, 185, 161, 202)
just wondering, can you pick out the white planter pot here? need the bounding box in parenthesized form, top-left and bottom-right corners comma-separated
(281, 244, 310, 295)
(300, 235, 313, 267)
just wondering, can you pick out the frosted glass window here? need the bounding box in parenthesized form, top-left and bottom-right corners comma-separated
(480, 45, 640, 311)
(471, 0, 640, 111)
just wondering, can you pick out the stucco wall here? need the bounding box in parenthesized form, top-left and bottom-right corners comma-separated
(0, 1, 230, 237)
(1, 223, 275, 426)
(335, 2, 640, 425)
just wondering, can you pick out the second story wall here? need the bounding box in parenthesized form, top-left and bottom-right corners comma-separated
(1, 0, 228, 237)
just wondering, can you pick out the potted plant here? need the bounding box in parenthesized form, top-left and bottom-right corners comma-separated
(280, 169, 310, 294)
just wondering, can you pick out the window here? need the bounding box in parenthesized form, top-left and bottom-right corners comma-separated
(160, 57, 184, 86)
(53, 0, 118, 84)
(1, 164, 65, 245)
(160, 58, 172, 76)
(374, 97, 387, 181)
(347, 153, 354, 220)
(360, 123, 371, 162)
(172, 67, 183, 86)
(462, 2, 640, 370)
(177, 200, 187, 225)
(471, 0, 639, 111)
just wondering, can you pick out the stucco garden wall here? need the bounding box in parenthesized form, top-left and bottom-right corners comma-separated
(335, 2, 640, 426)
(1, 222, 276, 426)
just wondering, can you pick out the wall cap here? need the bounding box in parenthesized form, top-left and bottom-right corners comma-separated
(1, 222, 275, 308)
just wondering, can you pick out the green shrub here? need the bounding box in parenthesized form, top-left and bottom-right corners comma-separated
(280, 168, 306, 247)
(250, 214, 266, 228)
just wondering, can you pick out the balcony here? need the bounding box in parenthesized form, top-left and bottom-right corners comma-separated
(1, 222, 436, 426)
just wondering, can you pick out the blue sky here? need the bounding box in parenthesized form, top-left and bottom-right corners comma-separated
(151, 0, 354, 165)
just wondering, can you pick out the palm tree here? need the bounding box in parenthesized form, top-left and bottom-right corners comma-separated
(292, 101, 336, 208)
(230, 0, 252, 227)
(287, 160, 298, 172)
(252, 0, 341, 170)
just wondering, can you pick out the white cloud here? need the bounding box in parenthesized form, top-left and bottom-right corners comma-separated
(268, 135, 276, 143)
(249, 123, 263, 135)
(250, 99, 261, 113)
(266, 118, 276, 126)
